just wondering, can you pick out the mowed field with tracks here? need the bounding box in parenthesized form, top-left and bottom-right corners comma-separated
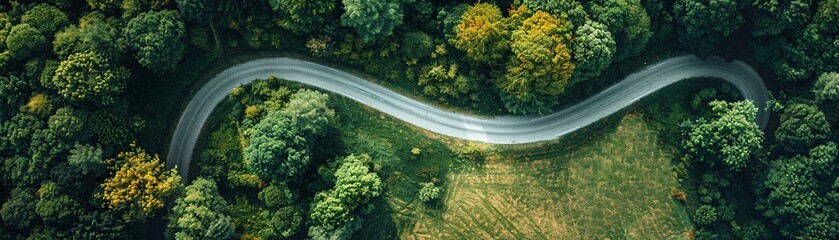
(389, 115, 692, 239)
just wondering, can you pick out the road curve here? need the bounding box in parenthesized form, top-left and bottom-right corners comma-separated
(166, 55, 768, 177)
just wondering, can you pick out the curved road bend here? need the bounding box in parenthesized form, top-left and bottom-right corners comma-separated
(166, 55, 769, 178)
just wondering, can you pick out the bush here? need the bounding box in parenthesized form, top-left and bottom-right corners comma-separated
(693, 205, 718, 226)
(418, 182, 441, 202)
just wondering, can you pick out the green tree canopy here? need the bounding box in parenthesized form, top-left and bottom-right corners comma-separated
(523, 0, 587, 27)
(813, 72, 839, 102)
(53, 15, 124, 61)
(176, 0, 217, 23)
(417, 61, 475, 100)
(400, 31, 433, 60)
(437, 3, 468, 45)
(124, 10, 187, 72)
(752, 0, 812, 36)
(35, 182, 80, 226)
(21, 4, 70, 36)
(775, 103, 830, 152)
(67, 143, 105, 176)
(51, 51, 129, 105)
(269, 0, 335, 33)
(282, 89, 335, 137)
(674, 0, 744, 55)
(48, 107, 87, 143)
(499, 10, 575, 114)
(587, 0, 651, 61)
(6, 24, 47, 59)
(571, 20, 616, 83)
(0, 187, 37, 229)
(245, 111, 310, 182)
(762, 142, 839, 239)
(309, 154, 382, 230)
(418, 182, 441, 202)
(682, 100, 764, 170)
(454, 3, 509, 64)
(166, 178, 235, 240)
(340, 0, 403, 43)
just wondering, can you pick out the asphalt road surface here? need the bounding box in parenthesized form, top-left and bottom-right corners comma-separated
(166, 55, 768, 178)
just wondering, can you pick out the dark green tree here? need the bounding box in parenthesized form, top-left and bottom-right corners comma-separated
(6, 24, 47, 59)
(269, 0, 335, 33)
(588, 0, 652, 61)
(340, 0, 403, 43)
(775, 103, 830, 152)
(400, 31, 433, 60)
(21, 4, 70, 36)
(70, 211, 128, 239)
(752, 0, 813, 36)
(48, 107, 87, 143)
(523, 0, 587, 27)
(271, 206, 303, 238)
(35, 182, 80, 226)
(124, 10, 187, 72)
(176, 0, 217, 23)
(0, 112, 43, 155)
(762, 142, 839, 239)
(245, 112, 310, 182)
(674, 0, 744, 55)
(259, 183, 293, 209)
(437, 3, 468, 45)
(682, 100, 763, 170)
(0, 75, 29, 118)
(53, 15, 124, 61)
(0, 187, 37, 229)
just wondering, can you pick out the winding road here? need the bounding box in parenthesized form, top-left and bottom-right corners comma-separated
(166, 55, 768, 177)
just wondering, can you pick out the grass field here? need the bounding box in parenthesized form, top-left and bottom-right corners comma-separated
(385, 115, 692, 239)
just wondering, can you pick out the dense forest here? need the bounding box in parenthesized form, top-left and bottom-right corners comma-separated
(0, 0, 837, 239)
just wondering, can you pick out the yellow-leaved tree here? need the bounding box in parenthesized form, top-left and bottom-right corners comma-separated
(454, 3, 509, 64)
(499, 9, 575, 114)
(97, 142, 181, 222)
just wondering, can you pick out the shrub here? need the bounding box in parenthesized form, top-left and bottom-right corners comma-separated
(418, 182, 441, 202)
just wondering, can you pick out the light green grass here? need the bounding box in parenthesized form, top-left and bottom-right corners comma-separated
(393, 115, 692, 239)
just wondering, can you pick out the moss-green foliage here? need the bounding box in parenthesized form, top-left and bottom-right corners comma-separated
(673, 0, 743, 55)
(166, 178, 235, 240)
(53, 14, 124, 61)
(5, 23, 46, 59)
(123, 10, 187, 72)
(21, 4, 69, 37)
(417, 182, 440, 202)
(52, 51, 129, 105)
(692, 205, 718, 226)
(775, 103, 830, 152)
(340, 0, 403, 43)
(761, 142, 839, 239)
(682, 100, 763, 170)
